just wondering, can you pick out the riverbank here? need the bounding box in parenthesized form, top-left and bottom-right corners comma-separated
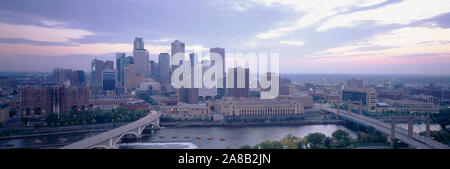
(160, 119, 347, 128)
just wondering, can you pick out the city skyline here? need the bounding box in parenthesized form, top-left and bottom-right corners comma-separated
(0, 0, 449, 74)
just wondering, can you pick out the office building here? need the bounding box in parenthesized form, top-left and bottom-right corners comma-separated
(21, 86, 89, 117)
(149, 60, 158, 79)
(116, 53, 133, 87)
(71, 70, 85, 85)
(226, 67, 249, 98)
(102, 69, 117, 92)
(133, 37, 149, 77)
(52, 68, 72, 84)
(0, 77, 11, 89)
(125, 61, 143, 92)
(342, 88, 377, 112)
(210, 47, 225, 97)
(158, 53, 171, 84)
(171, 40, 185, 73)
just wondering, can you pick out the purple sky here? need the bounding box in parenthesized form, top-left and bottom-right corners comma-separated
(0, 0, 449, 74)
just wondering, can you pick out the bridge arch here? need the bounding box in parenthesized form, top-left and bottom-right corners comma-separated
(113, 131, 141, 146)
(90, 145, 110, 149)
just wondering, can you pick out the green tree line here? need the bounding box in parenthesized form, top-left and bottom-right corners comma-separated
(45, 106, 148, 126)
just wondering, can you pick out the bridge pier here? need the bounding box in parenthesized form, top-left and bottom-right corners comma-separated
(359, 100, 362, 115)
(391, 116, 396, 139)
(426, 115, 430, 138)
(408, 117, 413, 138)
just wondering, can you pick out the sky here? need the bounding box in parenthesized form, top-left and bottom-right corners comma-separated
(0, 0, 449, 74)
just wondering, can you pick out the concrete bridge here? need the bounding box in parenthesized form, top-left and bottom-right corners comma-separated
(318, 105, 448, 149)
(61, 111, 161, 149)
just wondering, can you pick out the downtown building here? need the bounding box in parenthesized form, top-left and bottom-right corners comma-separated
(170, 40, 199, 103)
(160, 102, 211, 120)
(102, 69, 117, 93)
(21, 86, 89, 118)
(226, 67, 250, 98)
(158, 53, 171, 84)
(71, 70, 85, 86)
(133, 37, 150, 77)
(91, 59, 114, 96)
(213, 97, 304, 117)
(116, 53, 133, 87)
(210, 47, 225, 97)
(52, 68, 73, 84)
(342, 88, 377, 112)
(124, 59, 144, 92)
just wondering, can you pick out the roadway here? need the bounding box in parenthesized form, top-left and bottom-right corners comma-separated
(318, 105, 448, 149)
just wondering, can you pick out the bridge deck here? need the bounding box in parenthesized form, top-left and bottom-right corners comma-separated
(61, 111, 161, 149)
(318, 105, 448, 149)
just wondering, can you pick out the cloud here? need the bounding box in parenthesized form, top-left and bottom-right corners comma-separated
(318, 0, 450, 31)
(279, 40, 305, 46)
(0, 22, 94, 43)
(306, 26, 450, 66)
(251, 0, 389, 40)
(40, 19, 68, 27)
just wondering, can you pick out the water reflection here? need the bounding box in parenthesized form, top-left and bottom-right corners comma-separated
(0, 124, 442, 149)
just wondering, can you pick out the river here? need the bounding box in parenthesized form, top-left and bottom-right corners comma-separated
(0, 124, 441, 149)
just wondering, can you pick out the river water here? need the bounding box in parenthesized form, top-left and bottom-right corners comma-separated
(0, 124, 441, 149)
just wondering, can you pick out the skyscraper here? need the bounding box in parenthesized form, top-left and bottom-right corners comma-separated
(150, 60, 159, 79)
(134, 37, 144, 50)
(210, 47, 225, 97)
(199, 60, 217, 97)
(91, 59, 113, 84)
(102, 69, 117, 92)
(171, 40, 185, 57)
(116, 53, 133, 87)
(226, 67, 250, 98)
(171, 40, 185, 71)
(105, 60, 114, 70)
(125, 60, 143, 92)
(52, 68, 72, 84)
(71, 70, 85, 85)
(133, 37, 149, 77)
(189, 53, 198, 67)
(158, 53, 171, 84)
(91, 59, 104, 84)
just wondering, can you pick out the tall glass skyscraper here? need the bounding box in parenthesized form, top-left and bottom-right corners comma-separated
(133, 37, 149, 77)
(158, 53, 170, 84)
(116, 53, 132, 87)
(102, 69, 116, 92)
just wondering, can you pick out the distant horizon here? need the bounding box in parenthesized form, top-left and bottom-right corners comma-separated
(2, 70, 450, 76)
(1, 0, 450, 74)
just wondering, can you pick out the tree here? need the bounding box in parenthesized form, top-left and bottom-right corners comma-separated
(324, 137, 332, 148)
(306, 132, 326, 149)
(254, 141, 284, 149)
(332, 129, 350, 140)
(432, 108, 450, 130)
(366, 126, 376, 135)
(297, 140, 305, 149)
(239, 145, 252, 149)
(281, 134, 299, 149)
